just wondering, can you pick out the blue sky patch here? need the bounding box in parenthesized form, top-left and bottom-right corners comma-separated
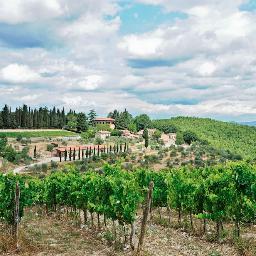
(118, 2, 187, 34)
(240, 0, 256, 11)
(128, 57, 190, 68)
(0, 23, 60, 49)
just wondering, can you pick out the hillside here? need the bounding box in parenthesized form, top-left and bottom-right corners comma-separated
(153, 117, 256, 159)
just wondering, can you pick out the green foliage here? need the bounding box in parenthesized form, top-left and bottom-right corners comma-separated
(110, 129, 122, 137)
(0, 137, 31, 164)
(0, 162, 256, 241)
(88, 109, 97, 126)
(114, 109, 133, 130)
(46, 144, 54, 152)
(143, 128, 149, 148)
(76, 112, 88, 132)
(95, 137, 104, 145)
(175, 131, 184, 145)
(183, 131, 198, 145)
(154, 123, 177, 134)
(16, 134, 23, 142)
(81, 128, 96, 141)
(96, 123, 111, 132)
(152, 129, 162, 142)
(66, 113, 77, 130)
(153, 117, 256, 159)
(134, 114, 151, 131)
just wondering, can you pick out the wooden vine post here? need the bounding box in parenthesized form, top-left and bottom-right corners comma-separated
(136, 181, 154, 255)
(14, 182, 20, 251)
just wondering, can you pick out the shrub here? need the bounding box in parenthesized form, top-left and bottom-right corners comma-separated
(110, 129, 122, 137)
(101, 153, 108, 160)
(16, 134, 23, 142)
(46, 144, 54, 152)
(41, 163, 48, 172)
(95, 137, 104, 145)
(50, 160, 58, 169)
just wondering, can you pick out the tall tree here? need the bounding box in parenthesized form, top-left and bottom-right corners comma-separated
(88, 109, 97, 126)
(2, 104, 10, 128)
(77, 113, 88, 132)
(143, 128, 149, 148)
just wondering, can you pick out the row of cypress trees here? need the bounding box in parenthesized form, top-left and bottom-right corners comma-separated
(0, 104, 72, 129)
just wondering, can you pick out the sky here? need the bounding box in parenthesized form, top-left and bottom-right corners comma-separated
(0, 0, 256, 121)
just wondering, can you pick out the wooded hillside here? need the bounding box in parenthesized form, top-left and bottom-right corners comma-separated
(153, 117, 256, 159)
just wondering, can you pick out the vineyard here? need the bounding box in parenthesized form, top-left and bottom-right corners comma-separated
(1, 162, 256, 255)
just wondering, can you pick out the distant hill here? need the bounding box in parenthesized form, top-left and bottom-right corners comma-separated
(239, 121, 256, 127)
(153, 117, 256, 159)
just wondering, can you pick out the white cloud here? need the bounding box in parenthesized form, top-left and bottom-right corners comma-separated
(1, 64, 40, 83)
(197, 62, 216, 76)
(118, 34, 163, 58)
(0, 0, 63, 24)
(78, 75, 103, 90)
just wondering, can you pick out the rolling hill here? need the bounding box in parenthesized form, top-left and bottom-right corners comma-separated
(153, 117, 256, 159)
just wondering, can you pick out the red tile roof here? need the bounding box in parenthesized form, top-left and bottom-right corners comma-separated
(94, 117, 115, 122)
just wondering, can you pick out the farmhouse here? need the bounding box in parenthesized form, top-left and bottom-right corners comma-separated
(161, 133, 177, 147)
(93, 117, 115, 129)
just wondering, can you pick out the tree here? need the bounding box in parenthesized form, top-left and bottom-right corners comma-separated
(183, 131, 198, 145)
(134, 114, 151, 131)
(2, 104, 10, 128)
(88, 109, 97, 126)
(108, 109, 119, 120)
(152, 130, 162, 142)
(77, 113, 88, 132)
(143, 128, 149, 148)
(0, 113, 3, 129)
(160, 124, 177, 134)
(66, 113, 77, 130)
(115, 109, 133, 130)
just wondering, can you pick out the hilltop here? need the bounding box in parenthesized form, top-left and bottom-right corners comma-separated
(153, 116, 256, 159)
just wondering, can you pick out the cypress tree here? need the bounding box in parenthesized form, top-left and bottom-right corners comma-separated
(143, 128, 149, 148)
(34, 146, 37, 158)
(2, 104, 10, 128)
(64, 149, 67, 161)
(73, 149, 76, 160)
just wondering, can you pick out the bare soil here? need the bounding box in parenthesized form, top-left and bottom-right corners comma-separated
(1, 208, 253, 256)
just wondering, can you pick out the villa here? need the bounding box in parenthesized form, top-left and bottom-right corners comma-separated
(93, 117, 115, 129)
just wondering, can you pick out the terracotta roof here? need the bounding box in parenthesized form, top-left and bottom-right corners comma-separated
(94, 117, 115, 122)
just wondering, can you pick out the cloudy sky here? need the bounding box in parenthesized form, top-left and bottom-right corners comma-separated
(0, 0, 256, 121)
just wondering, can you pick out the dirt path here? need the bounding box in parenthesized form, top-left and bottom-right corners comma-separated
(13, 157, 60, 173)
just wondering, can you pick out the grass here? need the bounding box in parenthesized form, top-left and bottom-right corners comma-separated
(0, 130, 77, 138)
